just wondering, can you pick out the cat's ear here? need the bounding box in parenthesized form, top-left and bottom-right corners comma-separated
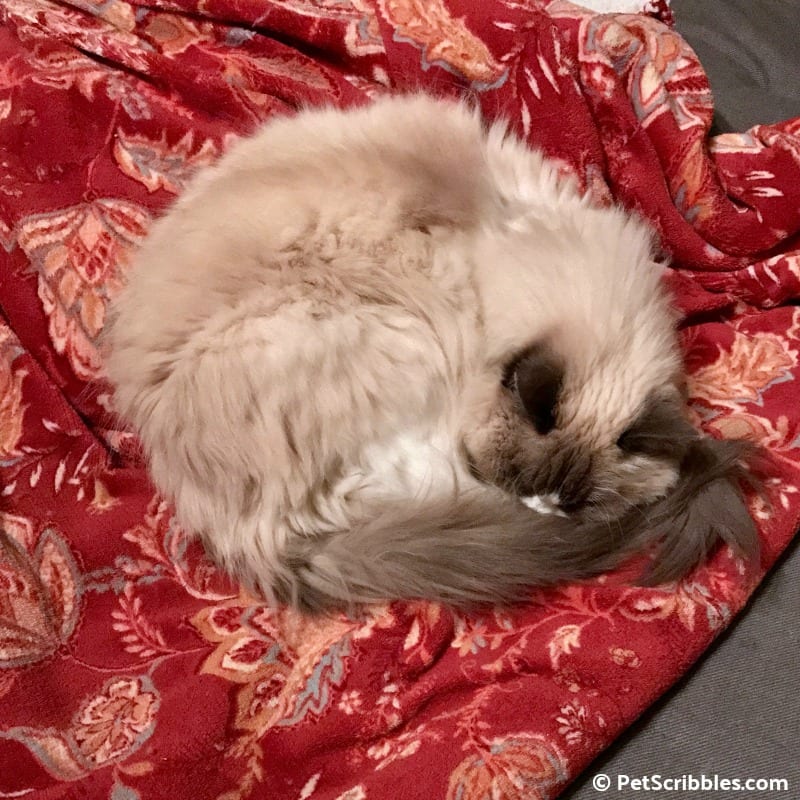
(505, 345, 564, 436)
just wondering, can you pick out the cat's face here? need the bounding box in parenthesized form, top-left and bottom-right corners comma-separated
(461, 342, 693, 521)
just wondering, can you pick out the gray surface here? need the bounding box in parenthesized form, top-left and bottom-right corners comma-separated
(565, 3, 800, 798)
(673, 0, 800, 132)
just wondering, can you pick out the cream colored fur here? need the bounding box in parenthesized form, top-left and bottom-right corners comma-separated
(106, 95, 755, 610)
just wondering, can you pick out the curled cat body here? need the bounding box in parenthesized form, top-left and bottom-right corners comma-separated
(107, 93, 758, 611)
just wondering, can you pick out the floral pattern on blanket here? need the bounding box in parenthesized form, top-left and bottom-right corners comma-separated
(0, 1, 799, 798)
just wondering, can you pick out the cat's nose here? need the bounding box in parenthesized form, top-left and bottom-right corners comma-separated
(548, 447, 594, 513)
(556, 492, 590, 514)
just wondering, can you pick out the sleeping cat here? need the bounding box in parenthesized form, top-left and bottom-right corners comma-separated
(106, 94, 758, 611)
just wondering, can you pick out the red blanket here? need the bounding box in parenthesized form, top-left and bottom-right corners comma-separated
(1, 2, 799, 798)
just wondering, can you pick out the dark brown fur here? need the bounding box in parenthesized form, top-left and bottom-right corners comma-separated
(272, 436, 760, 613)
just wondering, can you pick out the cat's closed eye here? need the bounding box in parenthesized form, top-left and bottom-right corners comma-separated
(616, 397, 697, 458)
(504, 345, 564, 436)
(616, 428, 644, 453)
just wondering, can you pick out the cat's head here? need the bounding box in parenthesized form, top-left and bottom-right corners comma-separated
(462, 340, 691, 518)
(454, 150, 759, 578)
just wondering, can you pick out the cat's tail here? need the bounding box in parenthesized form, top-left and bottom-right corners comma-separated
(269, 438, 760, 612)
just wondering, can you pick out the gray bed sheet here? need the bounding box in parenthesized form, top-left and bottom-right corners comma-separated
(675, 0, 800, 132)
(564, 2, 800, 797)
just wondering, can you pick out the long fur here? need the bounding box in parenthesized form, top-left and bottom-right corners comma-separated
(106, 94, 759, 611)
(276, 443, 758, 611)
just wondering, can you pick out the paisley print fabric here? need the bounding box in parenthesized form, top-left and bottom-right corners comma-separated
(0, 1, 798, 798)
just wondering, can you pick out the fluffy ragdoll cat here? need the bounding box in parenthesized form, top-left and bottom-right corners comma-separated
(106, 94, 758, 611)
